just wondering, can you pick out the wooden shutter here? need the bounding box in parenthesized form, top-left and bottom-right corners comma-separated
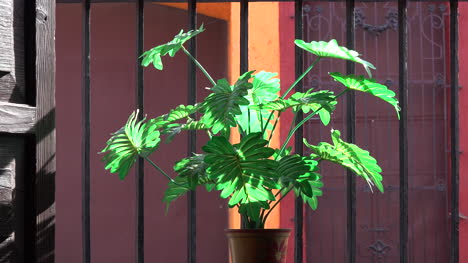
(0, 0, 55, 262)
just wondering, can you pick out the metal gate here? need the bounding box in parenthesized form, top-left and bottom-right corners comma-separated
(54, 0, 460, 263)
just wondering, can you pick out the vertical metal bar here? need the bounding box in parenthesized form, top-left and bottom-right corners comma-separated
(187, 1, 197, 262)
(345, 1, 356, 263)
(239, 0, 248, 229)
(398, 0, 408, 262)
(240, 0, 248, 75)
(135, 0, 145, 262)
(81, 0, 91, 262)
(450, 1, 460, 263)
(294, 0, 303, 262)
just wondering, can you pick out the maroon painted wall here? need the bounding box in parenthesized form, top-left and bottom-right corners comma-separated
(459, 2, 468, 262)
(56, 3, 228, 262)
(280, 2, 452, 262)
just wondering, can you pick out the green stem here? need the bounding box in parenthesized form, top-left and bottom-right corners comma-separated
(275, 111, 299, 160)
(144, 156, 179, 184)
(262, 57, 322, 135)
(182, 46, 216, 86)
(276, 89, 349, 159)
(267, 112, 281, 145)
(281, 57, 321, 99)
(262, 186, 293, 224)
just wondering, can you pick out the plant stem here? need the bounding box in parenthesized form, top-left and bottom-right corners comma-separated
(182, 46, 216, 86)
(281, 57, 321, 99)
(262, 57, 322, 135)
(262, 186, 293, 224)
(275, 111, 299, 160)
(276, 88, 349, 159)
(267, 112, 281, 145)
(144, 156, 179, 184)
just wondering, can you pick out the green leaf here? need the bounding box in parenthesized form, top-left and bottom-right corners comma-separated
(164, 154, 214, 209)
(202, 133, 279, 221)
(100, 111, 161, 179)
(295, 39, 375, 77)
(303, 129, 384, 193)
(276, 155, 323, 210)
(252, 90, 335, 112)
(236, 71, 280, 133)
(141, 25, 204, 70)
(163, 176, 191, 208)
(251, 90, 336, 126)
(151, 104, 199, 128)
(162, 120, 208, 143)
(201, 72, 254, 136)
(173, 154, 209, 188)
(329, 72, 400, 119)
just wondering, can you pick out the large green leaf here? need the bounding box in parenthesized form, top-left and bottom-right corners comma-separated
(162, 120, 208, 143)
(151, 104, 199, 128)
(251, 90, 336, 125)
(295, 39, 375, 77)
(236, 71, 280, 133)
(100, 111, 161, 179)
(163, 154, 214, 208)
(202, 133, 279, 220)
(329, 72, 400, 118)
(173, 154, 209, 188)
(201, 72, 253, 135)
(304, 129, 384, 192)
(141, 25, 204, 70)
(276, 155, 323, 210)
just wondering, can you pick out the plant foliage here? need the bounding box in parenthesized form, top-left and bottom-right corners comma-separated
(304, 129, 384, 192)
(329, 72, 400, 118)
(100, 27, 399, 229)
(101, 111, 161, 179)
(295, 39, 375, 77)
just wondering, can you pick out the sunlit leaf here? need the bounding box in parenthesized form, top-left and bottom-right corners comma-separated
(141, 25, 204, 70)
(202, 133, 279, 221)
(329, 72, 400, 119)
(201, 72, 253, 136)
(295, 39, 375, 77)
(304, 129, 384, 193)
(236, 71, 280, 133)
(100, 111, 161, 179)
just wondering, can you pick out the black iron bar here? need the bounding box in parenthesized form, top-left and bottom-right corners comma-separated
(240, 0, 248, 229)
(240, 0, 248, 75)
(294, 0, 303, 262)
(345, 1, 356, 263)
(135, 0, 145, 262)
(187, 0, 197, 262)
(81, 0, 91, 262)
(398, 0, 408, 262)
(450, 1, 459, 263)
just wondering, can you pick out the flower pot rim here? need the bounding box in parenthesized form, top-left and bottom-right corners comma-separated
(225, 228, 291, 234)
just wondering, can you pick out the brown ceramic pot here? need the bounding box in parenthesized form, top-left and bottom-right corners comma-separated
(226, 229, 291, 263)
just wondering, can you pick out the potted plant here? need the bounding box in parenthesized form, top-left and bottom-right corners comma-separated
(100, 26, 399, 263)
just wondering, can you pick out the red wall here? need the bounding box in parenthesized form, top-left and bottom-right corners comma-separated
(56, 3, 228, 262)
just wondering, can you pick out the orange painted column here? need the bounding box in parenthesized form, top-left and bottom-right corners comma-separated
(158, 2, 282, 230)
(227, 2, 281, 230)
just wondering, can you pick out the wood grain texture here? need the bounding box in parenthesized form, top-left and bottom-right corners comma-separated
(0, 102, 35, 133)
(34, 0, 56, 262)
(0, 0, 26, 104)
(0, 0, 13, 73)
(0, 137, 26, 263)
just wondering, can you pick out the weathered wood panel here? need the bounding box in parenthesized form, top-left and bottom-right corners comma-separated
(0, 0, 25, 104)
(0, 137, 26, 263)
(0, 0, 14, 73)
(34, 0, 56, 262)
(0, 102, 35, 134)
